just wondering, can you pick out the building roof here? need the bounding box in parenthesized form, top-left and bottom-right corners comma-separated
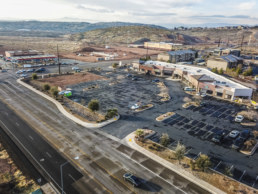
(168, 50, 196, 56)
(221, 54, 242, 63)
(144, 60, 251, 90)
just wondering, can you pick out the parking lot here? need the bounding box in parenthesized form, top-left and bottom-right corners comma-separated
(69, 70, 162, 114)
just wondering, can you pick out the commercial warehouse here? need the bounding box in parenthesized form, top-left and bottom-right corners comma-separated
(135, 61, 253, 101)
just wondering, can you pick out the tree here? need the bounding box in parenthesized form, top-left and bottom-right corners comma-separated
(174, 142, 186, 164)
(112, 63, 119, 69)
(159, 133, 170, 147)
(211, 67, 218, 74)
(32, 73, 38, 80)
(88, 99, 99, 112)
(135, 129, 144, 139)
(43, 84, 50, 91)
(243, 67, 253, 76)
(218, 68, 224, 75)
(50, 87, 58, 98)
(196, 154, 212, 172)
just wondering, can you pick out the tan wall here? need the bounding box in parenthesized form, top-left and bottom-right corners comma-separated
(157, 53, 170, 61)
(144, 42, 173, 50)
(188, 75, 199, 89)
(207, 60, 228, 71)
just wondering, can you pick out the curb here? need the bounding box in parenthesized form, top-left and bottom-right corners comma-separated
(17, 78, 119, 129)
(124, 132, 226, 194)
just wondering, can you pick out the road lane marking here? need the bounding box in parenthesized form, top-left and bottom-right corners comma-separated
(28, 135, 34, 141)
(16, 122, 19, 126)
(68, 174, 76, 182)
(46, 152, 52, 158)
(0, 119, 62, 193)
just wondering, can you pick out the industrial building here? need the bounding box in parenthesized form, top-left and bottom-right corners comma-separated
(5, 50, 44, 57)
(144, 42, 182, 51)
(134, 60, 253, 101)
(6, 55, 57, 64)
(213, 48, 241, 57)
(158, 50, 197, 63)
(207, 55, 243, 71)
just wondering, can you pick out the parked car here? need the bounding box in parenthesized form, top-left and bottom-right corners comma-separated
(16, 69, 26, 74)
(239, 130, 250, 141)
(131, 104, 140, 110)
(126, 74, 132, 78)
(201, 93, 207, 97)
(72, 66, 79, 70)
(26, 69, 35, 72)
(235, 115, 244, 122)
(35, 68, 46, 73)
(132, 77, 138, 81)
(123, 173, 142, 187)
(1, 69, 7, 72)
(20, 73, 28, 78)
(228, 130, 240, 139)
(232, 137, 245, 150)
(152, 78, 160, 83)
(212, 132, 224, 143)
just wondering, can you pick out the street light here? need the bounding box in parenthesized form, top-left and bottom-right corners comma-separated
(60, 156, 79, 194)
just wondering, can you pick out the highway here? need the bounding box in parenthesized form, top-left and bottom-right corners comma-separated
(0, 68, 210, 193)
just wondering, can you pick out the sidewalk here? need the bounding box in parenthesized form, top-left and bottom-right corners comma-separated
(122, 132, 226, 194)
(17, 78, 119, 129)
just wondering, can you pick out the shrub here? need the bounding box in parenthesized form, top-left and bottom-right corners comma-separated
(50, 87, 58, 98)
(105, 108, 118, 119)
(174, 142, 186, 164)
(32, 73, 38, 80)
(88, 99, 99, 112)
(196, 154, 212, 172)
(112, 63, 119, 69)
(211, 67, 218, 74)
(189, 160, 195, 170)
(159, 133, 170, 147)
(243, 67, 253, 76)
(218, 68, 224, 75)
(135, 129, 144, 138)
(43, 84, 50, 91)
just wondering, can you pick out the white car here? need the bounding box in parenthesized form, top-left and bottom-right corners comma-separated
(20, 73, 28, 78)
(235, 115, 244, 122)
(131, 104, 140, 110)
(201, 93, 207, 97)
(228, 130, 240, 139)
(72, 66, 79, 70)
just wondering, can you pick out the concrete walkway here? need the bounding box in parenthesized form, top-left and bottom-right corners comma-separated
(122, 132, 226, 194)
(17, 78, 119, 129)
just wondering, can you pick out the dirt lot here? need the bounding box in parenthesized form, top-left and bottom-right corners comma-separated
(61, 45, 163, 62)
(39, 72, 107, 89)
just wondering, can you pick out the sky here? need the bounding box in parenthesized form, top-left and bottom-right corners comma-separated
(0, 0, 258, 27)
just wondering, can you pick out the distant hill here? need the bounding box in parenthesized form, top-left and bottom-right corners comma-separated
(0, 21, 167, 34)
(71, 25, 203, 45)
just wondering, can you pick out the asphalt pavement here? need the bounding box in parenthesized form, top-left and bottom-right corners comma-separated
(0, 66, 212, 193)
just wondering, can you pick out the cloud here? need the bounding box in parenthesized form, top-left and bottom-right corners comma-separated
(131, 11, 177, 17)
(192, 15, 251, 19)
(237, 1, 256, 10)
(76, 4, 113, 13)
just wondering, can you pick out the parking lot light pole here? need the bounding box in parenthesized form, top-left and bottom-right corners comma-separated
(60, 156, 79, 194)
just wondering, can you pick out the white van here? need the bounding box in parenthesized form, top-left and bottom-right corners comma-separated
(184, 87, 195, 91)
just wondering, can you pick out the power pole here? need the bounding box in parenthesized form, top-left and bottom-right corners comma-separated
(57, 44, 61, 75)
(218, 37, 221, 47)
(240, 35, 244, 51)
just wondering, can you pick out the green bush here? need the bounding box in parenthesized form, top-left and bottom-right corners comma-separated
(211, 67, 218, 74)
(88, 99, 99, 112)
(31, 73, 38, 80)
(174, 142, 186, 164)
(135, 129, 144, 138)
(105, 108, 118, 119)
(243, 67, 253, 76)
(50, 87, 58, 98)
(196, 154, 212, 172)
(159, 133, 170, 147)
(43, 84, 50, 91)
(112, 63, 119, 69)
(218, 68, 224, 75)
